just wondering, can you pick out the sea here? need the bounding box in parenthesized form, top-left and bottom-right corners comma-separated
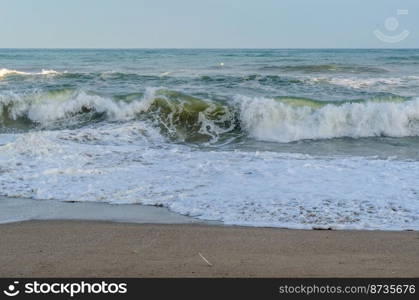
(1, 48, 419, 230)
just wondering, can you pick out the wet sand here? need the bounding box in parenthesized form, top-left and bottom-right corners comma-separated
(0, 220, 418, 277)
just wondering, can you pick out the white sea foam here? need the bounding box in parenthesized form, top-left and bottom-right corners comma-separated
(310, 76, 419, 90)
(0, 68, 28, 78)
(237, 95, 419, 142)
(39, 69, 60, 75)
(0, 126, 418, 230)
(0, 68, 61, 79)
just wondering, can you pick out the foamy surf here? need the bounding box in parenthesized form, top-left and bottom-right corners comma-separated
(1, 128, 418, 230)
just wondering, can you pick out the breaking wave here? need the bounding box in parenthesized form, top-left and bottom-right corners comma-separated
(0, 88, 236, 142)
(237, 95, 418, 142)
(1, 87, 419, 143)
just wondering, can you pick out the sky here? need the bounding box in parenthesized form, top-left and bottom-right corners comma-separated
(0, 0, 418, 48)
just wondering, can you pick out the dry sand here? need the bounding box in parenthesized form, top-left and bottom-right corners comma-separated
(0, 220, 418, 277)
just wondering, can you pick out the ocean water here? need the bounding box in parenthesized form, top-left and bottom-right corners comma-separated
(1, 48, 419, 230)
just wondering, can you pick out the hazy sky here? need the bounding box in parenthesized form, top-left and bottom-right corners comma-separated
(0, 0, 418, 48)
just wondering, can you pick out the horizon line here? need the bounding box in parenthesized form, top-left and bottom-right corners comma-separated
(1, 47, 419, 50)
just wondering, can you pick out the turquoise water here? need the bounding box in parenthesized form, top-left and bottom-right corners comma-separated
(1, 49, 419, 229)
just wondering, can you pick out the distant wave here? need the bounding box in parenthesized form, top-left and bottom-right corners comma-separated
(199, 74, 302, 86)
(309, 76, 419, 90)
(259, 64, 388, 74)
(0, 68, 28, 77)
(4, 68, 407, 91)
(0, 68, 61, 78)
(38, 69, 60, 75)
(2, 87, 419, 143)
(383, 55, 419, 62)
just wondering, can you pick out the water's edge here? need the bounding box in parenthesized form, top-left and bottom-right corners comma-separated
(2, 197, 416, 231)
(0, 196, 219, 225)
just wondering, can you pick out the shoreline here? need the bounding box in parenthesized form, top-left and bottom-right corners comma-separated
(1, 197, 416, 231)
(0, 197, 215, 225)
(1, 220, 418, 277)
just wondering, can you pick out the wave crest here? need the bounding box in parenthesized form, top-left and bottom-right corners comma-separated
(238, 95, 419, 142)
(0, 68, 28, 78)
(0, 68, 61, 79)
(0, 88, 236, 142)
(2, 88, 419, 143)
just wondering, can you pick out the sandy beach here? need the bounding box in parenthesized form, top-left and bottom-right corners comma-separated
(0, 220, 417, 277)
